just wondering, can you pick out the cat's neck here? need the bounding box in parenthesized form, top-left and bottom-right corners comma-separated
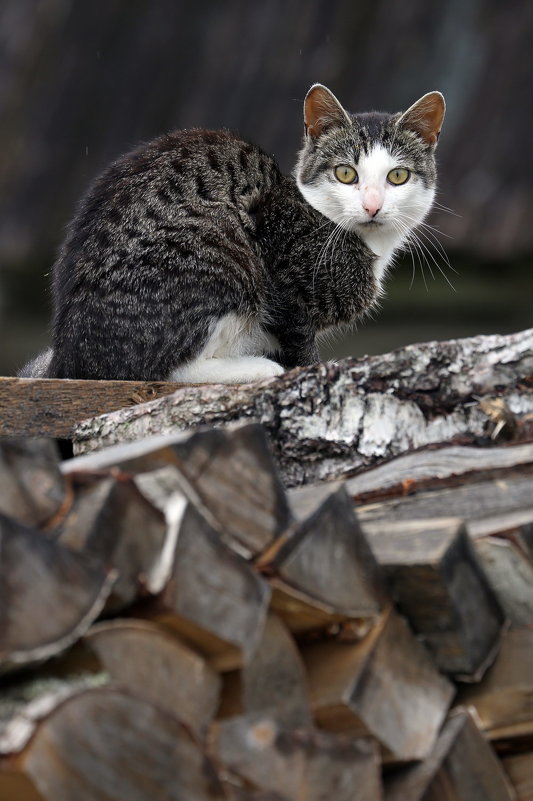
(355, 224, 405, 290)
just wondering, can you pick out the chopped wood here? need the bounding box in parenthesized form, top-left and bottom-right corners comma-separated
(0, 376, 182, 438)
(0, 513, 114, 673)
(82, 619, 221, 739)
(71, 328, 533, 486)
(356, 473, 533, 538)
(385, 708, 515, 801)
(475, 536, 533, 627)
(303, 608, 455, 762)
(262, 485, 386, 620)
(64, 423, 291, 558)
(362, 517, 505, 680)
(0, 438, 65, 528)
(0, 687, 225, 801)
(211, 713, 382, 801)
(290, 440, 533, 504)
(457, 627, 533, 746)
(218, 613, 312, 728)
(49, 472, 167, 611)
(502, 752, 533, 801)
(145, 494, 271, 671)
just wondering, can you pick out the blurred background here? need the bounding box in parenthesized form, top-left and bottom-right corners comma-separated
(1, 0, 531, 375)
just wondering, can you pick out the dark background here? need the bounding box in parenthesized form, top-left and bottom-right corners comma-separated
(1, 0, 531, 375)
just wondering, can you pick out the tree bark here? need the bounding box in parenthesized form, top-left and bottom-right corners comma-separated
(73, 328, 533, 487)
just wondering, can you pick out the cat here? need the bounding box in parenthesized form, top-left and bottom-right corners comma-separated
(20, 84, 445, 383)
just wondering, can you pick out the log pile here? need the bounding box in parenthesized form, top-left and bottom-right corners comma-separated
(1, 415, 533, 800)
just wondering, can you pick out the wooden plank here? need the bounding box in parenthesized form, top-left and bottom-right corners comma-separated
(385, 708, 515, 801)
(503, 753, 533, 800)
(303, 608, 454, 763)
(289, 441, 533, 505)
(363, 517, 505, 680)
(356, 474, 533, 538)
(457, 628, 533, 746)
(0, 376, 183, 438)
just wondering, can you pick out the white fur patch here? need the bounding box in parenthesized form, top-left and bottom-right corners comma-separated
(169, 313, 283, 383)
(297, 143, 435, 292)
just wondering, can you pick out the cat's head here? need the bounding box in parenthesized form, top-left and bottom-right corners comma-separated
(295, 84, 445, 249)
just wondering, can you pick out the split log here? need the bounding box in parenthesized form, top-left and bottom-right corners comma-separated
(385, 708, 515, 801)
(356, 472, 533, 539)
(144, 494, 271, 671)
(0, 438, 65, 528)
(362, 517, 505, 680)
(0, 687, 224, 801)
(50, 472, 167, 611)
(211, 713, 382, 801)
(64, 423, 291, 558)
(474, 536, 533, 626)
(218, 613, 311, 728)
(502, 753, 533, 801)
(82, 619, 221, 739)
(457, 627, 533, 747)
(72, 328, 533, 486)
(259, 485, 387, 634)
(0, 513, 114, 673)
(303, 608, 455, 762)
(0, 376, 182, 438)
(291, 440, 533, 504)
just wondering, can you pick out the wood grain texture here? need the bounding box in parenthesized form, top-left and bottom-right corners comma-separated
(503, 753, 533, 801)
(363, 517, 505, 680)
(0, 376, 183, 438)
(303, 609, 455, 762)
(0, 439, 64, 527)
(385, 708, 515, 801)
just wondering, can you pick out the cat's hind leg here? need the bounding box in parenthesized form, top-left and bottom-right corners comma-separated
(168, 312, 284, 384)
(170, 355, 284, 384)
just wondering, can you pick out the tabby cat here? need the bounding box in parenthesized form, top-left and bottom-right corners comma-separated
(21, 84, 445, 383)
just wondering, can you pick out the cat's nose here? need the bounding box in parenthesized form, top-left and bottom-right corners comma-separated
(362, 187, 382, 218)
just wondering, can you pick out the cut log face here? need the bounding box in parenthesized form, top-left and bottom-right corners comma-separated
(385, 708, 515, 801)
(271, 485, 387, 615)
(3, 687, 225, 801)
(149, 495, 271, 670)
(212, 713, 382, 801)
(474, 536, 533, 627)
(0, 439, 65, 528)
(303, 609, 455, 762)
(502, 752, 533, 801)
(83, 619, 221, 739)
(0, 513, 114, 672)
(363, 517, 505, 680)
(51, 472, 167, 611)
(457, 627, 533, 745)
(65, 423, 291, 558)
(242, 613, 312, 728)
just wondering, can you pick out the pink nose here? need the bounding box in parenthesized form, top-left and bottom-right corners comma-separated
(363, 188, 382, 218)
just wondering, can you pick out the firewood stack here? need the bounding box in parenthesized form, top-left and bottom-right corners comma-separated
(1, 422, 533, 801)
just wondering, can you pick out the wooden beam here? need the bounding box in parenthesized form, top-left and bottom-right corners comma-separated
(0, 376, 182, 439)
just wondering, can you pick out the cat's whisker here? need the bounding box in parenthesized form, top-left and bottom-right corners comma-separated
(402, 223, 457, 292)
(398, 213, 459, 284)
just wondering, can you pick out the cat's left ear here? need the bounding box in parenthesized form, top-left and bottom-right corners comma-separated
(304, 84, 352, 140)
(397, 91, 446, 146)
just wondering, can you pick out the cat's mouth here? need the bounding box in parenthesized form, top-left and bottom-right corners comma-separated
(360, 219, 384, 227)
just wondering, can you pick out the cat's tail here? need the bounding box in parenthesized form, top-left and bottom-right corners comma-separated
(17, 347, 54, 378)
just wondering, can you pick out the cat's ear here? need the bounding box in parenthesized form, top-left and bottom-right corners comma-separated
(304, 84, 352, 140)
(397, 91, 445, 146)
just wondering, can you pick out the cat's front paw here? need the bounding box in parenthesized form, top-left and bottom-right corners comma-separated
(169, 356, 284, 384)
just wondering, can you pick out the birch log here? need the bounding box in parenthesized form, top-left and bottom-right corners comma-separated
(73, 329, 533, 486)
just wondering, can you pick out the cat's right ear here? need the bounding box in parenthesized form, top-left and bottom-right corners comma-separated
(304, 84, 352, 140)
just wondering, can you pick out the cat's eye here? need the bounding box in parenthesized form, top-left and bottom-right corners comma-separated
(335, 165, 358, 184)
(387, 167, 410, 185)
